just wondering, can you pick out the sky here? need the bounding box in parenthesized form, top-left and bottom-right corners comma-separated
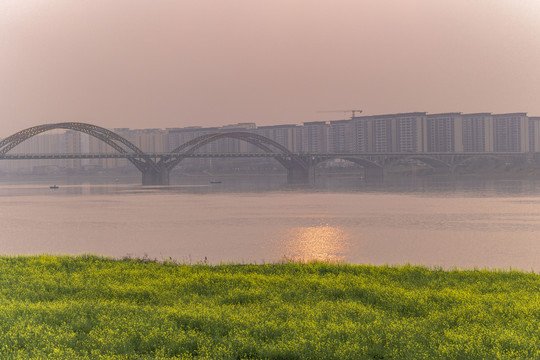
(2, 0, 540, 137)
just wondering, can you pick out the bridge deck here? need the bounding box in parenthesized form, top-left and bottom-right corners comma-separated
(0, 152, 532, 160)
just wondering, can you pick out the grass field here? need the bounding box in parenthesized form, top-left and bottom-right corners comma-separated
(0, 255, 539, 359)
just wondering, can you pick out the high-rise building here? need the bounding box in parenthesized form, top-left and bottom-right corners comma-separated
(301, 121, 327, 153)
(493, 113, 529, 152)
(88, 128, 137, 169)
(255, 124, 299, 152)
(135, 129, 168, 153)
(426, 113, 463, 152)
(327, 120, 354, 153)
(218, 123, 257, 153)
(462, 113, 493, 152)
(352, 113, 426, 153)
(529, 117, 540, 153)
(63, 130, 82, 169)
(351, 118, 368, 152)
(393, 113, 426, 152)
(1, 131, 82, 172)
(374, 117, 392, 152)
(167, 127, 219, 153)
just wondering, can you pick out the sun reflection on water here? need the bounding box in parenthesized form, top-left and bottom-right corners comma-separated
(282, 225, 351, 263)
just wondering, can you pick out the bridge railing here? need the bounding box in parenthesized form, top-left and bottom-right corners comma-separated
(0, 152, 291, 160)
(0, 151, 533, 160)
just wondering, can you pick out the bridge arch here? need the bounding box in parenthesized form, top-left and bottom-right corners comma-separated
(451, 154, 523, 173)
(455, 154, 514, 166)
(312, 156, 381, 169)
(311, 156, 384, 182)
(392, 155, 451, 170)
(0, 122, 158, 173)
(162, 132, 307, 171)
(169, 132, 295, 156)
(160, 132, 310, 184)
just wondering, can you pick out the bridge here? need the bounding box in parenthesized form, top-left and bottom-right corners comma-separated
(0, 122, 533, 185)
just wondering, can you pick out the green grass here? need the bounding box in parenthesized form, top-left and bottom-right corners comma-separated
(0, 255, 539, 359)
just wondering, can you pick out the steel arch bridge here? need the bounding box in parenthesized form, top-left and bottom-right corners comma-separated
(0, 123, 161, 181)
(153, 132, 311, 184)
(0, 124, 312, 185)
(0, 123, 534, 185)
(307, 152, 529, 178)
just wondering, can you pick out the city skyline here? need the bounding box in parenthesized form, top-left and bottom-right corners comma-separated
(2, 110, 539, 174)
(2, 1, 540, 137)
(1, 109, 537, 134)
(0, 112, 540, 185)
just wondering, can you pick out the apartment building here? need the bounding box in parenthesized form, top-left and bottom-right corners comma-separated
(87, 128, 156, 170)
(393, 113, 426, 152)
(462, 113, 494, 152)
(217, 123, 257, 153)
(1, 131, 81, 173)
(426, 113, 463, 152)
(493, 113, 529, 152)
(327, 120, 354, 153)
(255, 124, 299, 152)
(351, 118, 368, 152)
(135, 129, 168, 153)
(301, 121, 327, 153)
(63, 130, 82, 169)
(529, 117, 540, 153)
(167, 126, 219, 153)
(350, 113, 426, 153)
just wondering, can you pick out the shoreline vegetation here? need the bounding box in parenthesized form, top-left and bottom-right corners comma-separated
(0, 256, 538, 359)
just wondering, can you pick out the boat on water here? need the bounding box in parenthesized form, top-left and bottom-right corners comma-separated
(49, 185, 59, 189)
(210, 180, 222, 184)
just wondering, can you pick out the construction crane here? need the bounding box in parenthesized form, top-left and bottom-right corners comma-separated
(317, 109, 363, 119)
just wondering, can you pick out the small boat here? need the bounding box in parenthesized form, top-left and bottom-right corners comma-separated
(210, 180, 222, 184)
(49, 185, 59, 189)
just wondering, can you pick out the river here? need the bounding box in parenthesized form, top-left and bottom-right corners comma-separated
(2, 174, 540, 270)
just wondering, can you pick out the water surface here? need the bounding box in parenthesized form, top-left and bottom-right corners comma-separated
(2, 175, 540, 270)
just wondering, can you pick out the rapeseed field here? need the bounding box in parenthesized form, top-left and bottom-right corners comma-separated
(0, 255, 538, 359)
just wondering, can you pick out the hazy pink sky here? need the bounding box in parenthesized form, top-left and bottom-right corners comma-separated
(2, 0, 540, 137)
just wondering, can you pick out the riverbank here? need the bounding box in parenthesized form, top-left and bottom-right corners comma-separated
(0, 256, 538, 359)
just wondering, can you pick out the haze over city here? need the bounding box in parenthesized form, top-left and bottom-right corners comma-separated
(5, 2, 540, 357)
(2, 0, 540, 138)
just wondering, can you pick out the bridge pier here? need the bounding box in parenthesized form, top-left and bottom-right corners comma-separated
(364, 166, 384, 183)
(286, 165, 314, 184)
(141, 167, 170, 186)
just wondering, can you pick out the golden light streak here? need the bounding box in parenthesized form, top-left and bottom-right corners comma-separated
(282, 225, 350, 263)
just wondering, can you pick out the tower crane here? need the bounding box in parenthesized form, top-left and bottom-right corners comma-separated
(317, 109, 363, 119)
